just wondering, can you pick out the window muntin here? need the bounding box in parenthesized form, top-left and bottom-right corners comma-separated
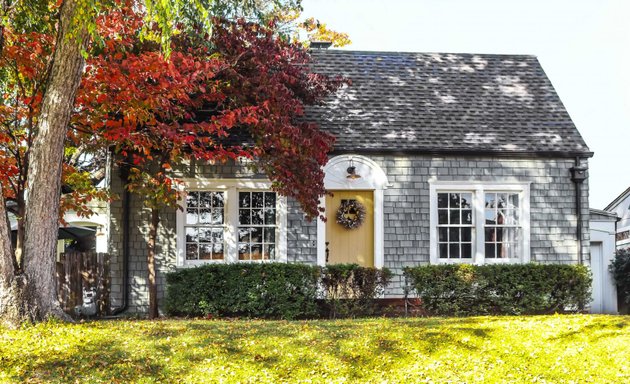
(437, 192, 473, 259)
(185, 191, 225, 260)
(484, 192, 521, 259)
(238, 191, 277, 260)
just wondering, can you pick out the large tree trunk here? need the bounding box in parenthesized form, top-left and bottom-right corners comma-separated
(147, 208, 160, 319)
(17, 0, 89, 323)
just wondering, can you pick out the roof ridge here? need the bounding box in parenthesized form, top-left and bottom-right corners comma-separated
(311, 49, 538, 59)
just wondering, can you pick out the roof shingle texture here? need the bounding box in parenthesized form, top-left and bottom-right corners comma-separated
(306, 50, 591, 156)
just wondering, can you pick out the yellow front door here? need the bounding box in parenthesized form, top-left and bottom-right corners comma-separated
(325, 190, 374, 267)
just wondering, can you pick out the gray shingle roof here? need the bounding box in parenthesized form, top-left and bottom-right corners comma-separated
(307, 50, 592, 157)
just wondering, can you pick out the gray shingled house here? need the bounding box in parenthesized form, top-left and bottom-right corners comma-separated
(106, 49, 593, 313)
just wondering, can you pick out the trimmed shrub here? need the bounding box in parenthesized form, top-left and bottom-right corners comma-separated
(404, 264, 592, 316)
(319, 264, 393, 318)
(610, 249, 630, 305)
(165, 263, 320, 319)
(165, 263, 393, 319)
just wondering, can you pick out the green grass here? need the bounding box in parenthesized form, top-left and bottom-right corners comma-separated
(1, 315, 629, 383)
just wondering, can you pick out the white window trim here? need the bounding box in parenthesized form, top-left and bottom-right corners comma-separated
(176, 178, 287, 266)
(429, 180, 531, 265)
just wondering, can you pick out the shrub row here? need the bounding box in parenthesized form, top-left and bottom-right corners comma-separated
(403, 264, 591, 316)
(610, 249, 630, 306)
(165, 263, 392, 319)
(320, 263, 393, 318)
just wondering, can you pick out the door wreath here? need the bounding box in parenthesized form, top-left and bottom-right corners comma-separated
(336, 199, 366, 229)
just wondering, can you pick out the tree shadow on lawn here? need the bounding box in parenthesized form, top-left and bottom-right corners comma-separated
(546, 318, 630, 342)
(6, 337, 168, 383)
(163, 317, 492, 376)
(6, 317, 503, 382)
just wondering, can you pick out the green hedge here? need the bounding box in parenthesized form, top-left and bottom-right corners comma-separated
(610, 249, 630, 305)
(403, 264, 592, 316)
(165, 263, 392, 319)
(165, 263, 320, 319)
(320, 264, 393, 318)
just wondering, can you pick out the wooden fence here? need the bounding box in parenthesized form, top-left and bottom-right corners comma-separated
(56, 252, 110, 317)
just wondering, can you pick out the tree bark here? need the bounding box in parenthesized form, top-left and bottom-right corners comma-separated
(19, 0, 89, 323)
(147, 208, 160, 319)
(0, 194, 11, 261)
(0, 184, 25, 327)
(14, 193, 25, 269)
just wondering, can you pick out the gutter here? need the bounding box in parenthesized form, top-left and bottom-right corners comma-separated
(329, 148, 595, 159)
(570, 157, 588, 264)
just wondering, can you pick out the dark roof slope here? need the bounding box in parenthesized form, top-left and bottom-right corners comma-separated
(604, 186, 630, 211)
(307, 50, 591, 157)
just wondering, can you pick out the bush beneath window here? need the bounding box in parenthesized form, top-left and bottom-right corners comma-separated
(319, 264, 393, 318)
(165, 263, 393, 319)
(610, 249, 630, 307)
(403, 264, 591, 316)
(165, 263, 321, 319)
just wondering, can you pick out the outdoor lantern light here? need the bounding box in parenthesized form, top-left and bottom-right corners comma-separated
(346, 158, 361, 179)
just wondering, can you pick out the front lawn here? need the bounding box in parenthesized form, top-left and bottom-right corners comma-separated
(1, 315, 629, 383)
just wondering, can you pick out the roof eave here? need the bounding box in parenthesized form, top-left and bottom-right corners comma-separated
(330, 148, 594, 159)
(589, 208, 620, 220)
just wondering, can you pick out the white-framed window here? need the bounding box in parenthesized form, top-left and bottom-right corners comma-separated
(176, 179, 287, 266)
(238, 191, 277, 260)
(429, 181, 530, 264)
(483, 192, 521, 259)
(184, 191, 225, 261)
(437, 192, 474, 260)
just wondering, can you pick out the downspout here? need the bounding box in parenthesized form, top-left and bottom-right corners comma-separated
(111, 157, 130, 315)
(570, 157, 588, 264)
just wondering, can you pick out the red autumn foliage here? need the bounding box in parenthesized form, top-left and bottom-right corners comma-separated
(0, 27, 108, 232)
(73, 7, 344, 219)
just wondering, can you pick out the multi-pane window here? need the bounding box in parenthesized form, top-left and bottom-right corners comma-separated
(431, 184, 529, 264)
(238, 191, 277, 260)
(437, 192, 473, 259)
(185, 191, 225, 260)
(484, 192, 521, 259)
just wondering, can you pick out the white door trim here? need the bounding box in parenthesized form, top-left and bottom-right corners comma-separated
(317, 155, 389, 268)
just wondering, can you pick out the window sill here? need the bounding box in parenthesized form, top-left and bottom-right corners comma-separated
(179, 258, 286, 268)
(482, 258, 522, 264)
(436, 258, 475, 264)
(435, 258, 523, 265)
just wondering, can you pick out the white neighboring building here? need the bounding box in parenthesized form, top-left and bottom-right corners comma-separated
(59, 200, 110, 254)
(604, 187, 630, 250)
(589, 208, 618, 314)
(8, 198, 109, 257)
